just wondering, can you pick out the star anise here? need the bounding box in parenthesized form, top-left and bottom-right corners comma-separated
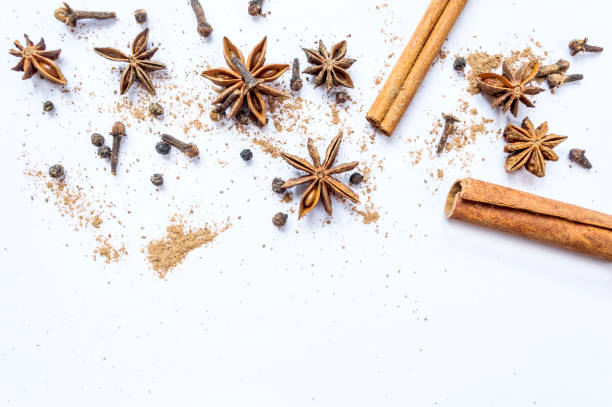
(477, 60, 544, 117)
(302, 40, 356, 93)
(94, 28, 166, 95)
(280, 133, 359, 219)
(201, 37, 290, 126)
(9, 34, 66, 85)
(503, 117, 567, 177)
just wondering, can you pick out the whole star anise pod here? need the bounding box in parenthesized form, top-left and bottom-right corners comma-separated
(302, 40, 356, 93)
(9, 34, 66, 85)
(280, 133, 359, 219)
(477, 60, 544, 117)
(201, 37, 290, 126)
(94, 28, 166, 95)
(504, 117, 567, 177)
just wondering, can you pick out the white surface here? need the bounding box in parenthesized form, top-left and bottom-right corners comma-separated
(1, 0, 611, 405)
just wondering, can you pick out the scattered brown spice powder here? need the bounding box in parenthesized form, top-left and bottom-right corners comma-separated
(94, 235, 127, 264)
(466, 51, 503, 94)
(252, 138, 281, 158)
(146, 221, 231, 278)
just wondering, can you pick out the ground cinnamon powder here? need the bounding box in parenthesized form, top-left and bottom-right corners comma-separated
(146, 222, 230, 278)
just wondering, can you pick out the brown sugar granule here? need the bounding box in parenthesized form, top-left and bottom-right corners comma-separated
(146, 222, 230, 278)
(466, 51, 503, 94)
(91, 215, 103, 228)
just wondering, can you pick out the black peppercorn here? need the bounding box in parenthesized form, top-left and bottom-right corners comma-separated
(240, 149, 253, 161)
(453, 57, 466, 71)
(91, 133, 105, 147)
(49, 164, 64, 179)
(98, 145, 112, 158)
(155, 141, 171, 155)
(43, 101, 54, 112)
(272, 212, 288, 227)
(350, 172, 364, 185)
(150, 173, 164, 186)
(272, 177, 285, 194)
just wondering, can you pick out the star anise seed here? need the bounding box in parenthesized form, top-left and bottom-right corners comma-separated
(280, 133, 359, 219)
(94, 28, 166, 95)
(302, 40, 356, 93)
(9, 34, 66, 85)
(477, 60, 544, 117)
(202, 37, 290, 126)
(503, 117, 567, 177)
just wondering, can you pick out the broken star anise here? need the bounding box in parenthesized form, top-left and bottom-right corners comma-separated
(302, 40, 356, 93)
(503, 117, 567, 177)
(477, 60, 544, 117)
(280, 133, 359, 219)
(9, 34, 66, 85)
(201, 37, 290, 126)
(94, 28, 166, 95)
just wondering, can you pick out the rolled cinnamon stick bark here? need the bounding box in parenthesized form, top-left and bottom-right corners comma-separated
(366, 0, 449, 128)
(445, 178, 612, 260)
(368, 0, 468, 137)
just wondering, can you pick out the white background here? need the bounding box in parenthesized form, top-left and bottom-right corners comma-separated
(1, 0, 611, 405)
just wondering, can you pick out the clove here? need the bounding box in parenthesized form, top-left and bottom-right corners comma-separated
(536, 59, 570, 78)
(248, 0, 264, 16)
(189, 0, 212, 38)
(569, 149, 592, 169)
(109, 121, 126, 175)
(161, 134, 199, 158)
(54, 2, 116, 27)
(569, 38, 603, 56)
(290, 58, 302, 91)
(547, 73, 583, 89)
(436, 113, 460, 154)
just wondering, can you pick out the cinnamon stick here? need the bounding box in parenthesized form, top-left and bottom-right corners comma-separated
(367, 0, 468, 137)
(445, 178, 612, 261)
(366, 0, 449, 127)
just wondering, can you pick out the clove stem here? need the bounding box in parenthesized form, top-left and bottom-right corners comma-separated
(190, 0, 213, 38)
(54, 2, 116, 27)
(436, 114, 460, 154)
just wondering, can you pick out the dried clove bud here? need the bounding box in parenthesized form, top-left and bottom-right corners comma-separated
(43, 101, 55, 112)
(133, 9, 147, 23)
(189, 0, 212, 37)
(536, 59, 570, 77)
(547, 73, 583, 89)
(248, 0, 263, 16)
(49, 164, 64, 179)
(569, 148, 592, 169)
(272, 212, 288, 227)
(161, 134, 199, 158)
(436, 113, 460, 154)
(109, 121, 126, 175)
(569, 38, 603, 56)
(54, 2, 116, 27)
(290, 58, 302, 91)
